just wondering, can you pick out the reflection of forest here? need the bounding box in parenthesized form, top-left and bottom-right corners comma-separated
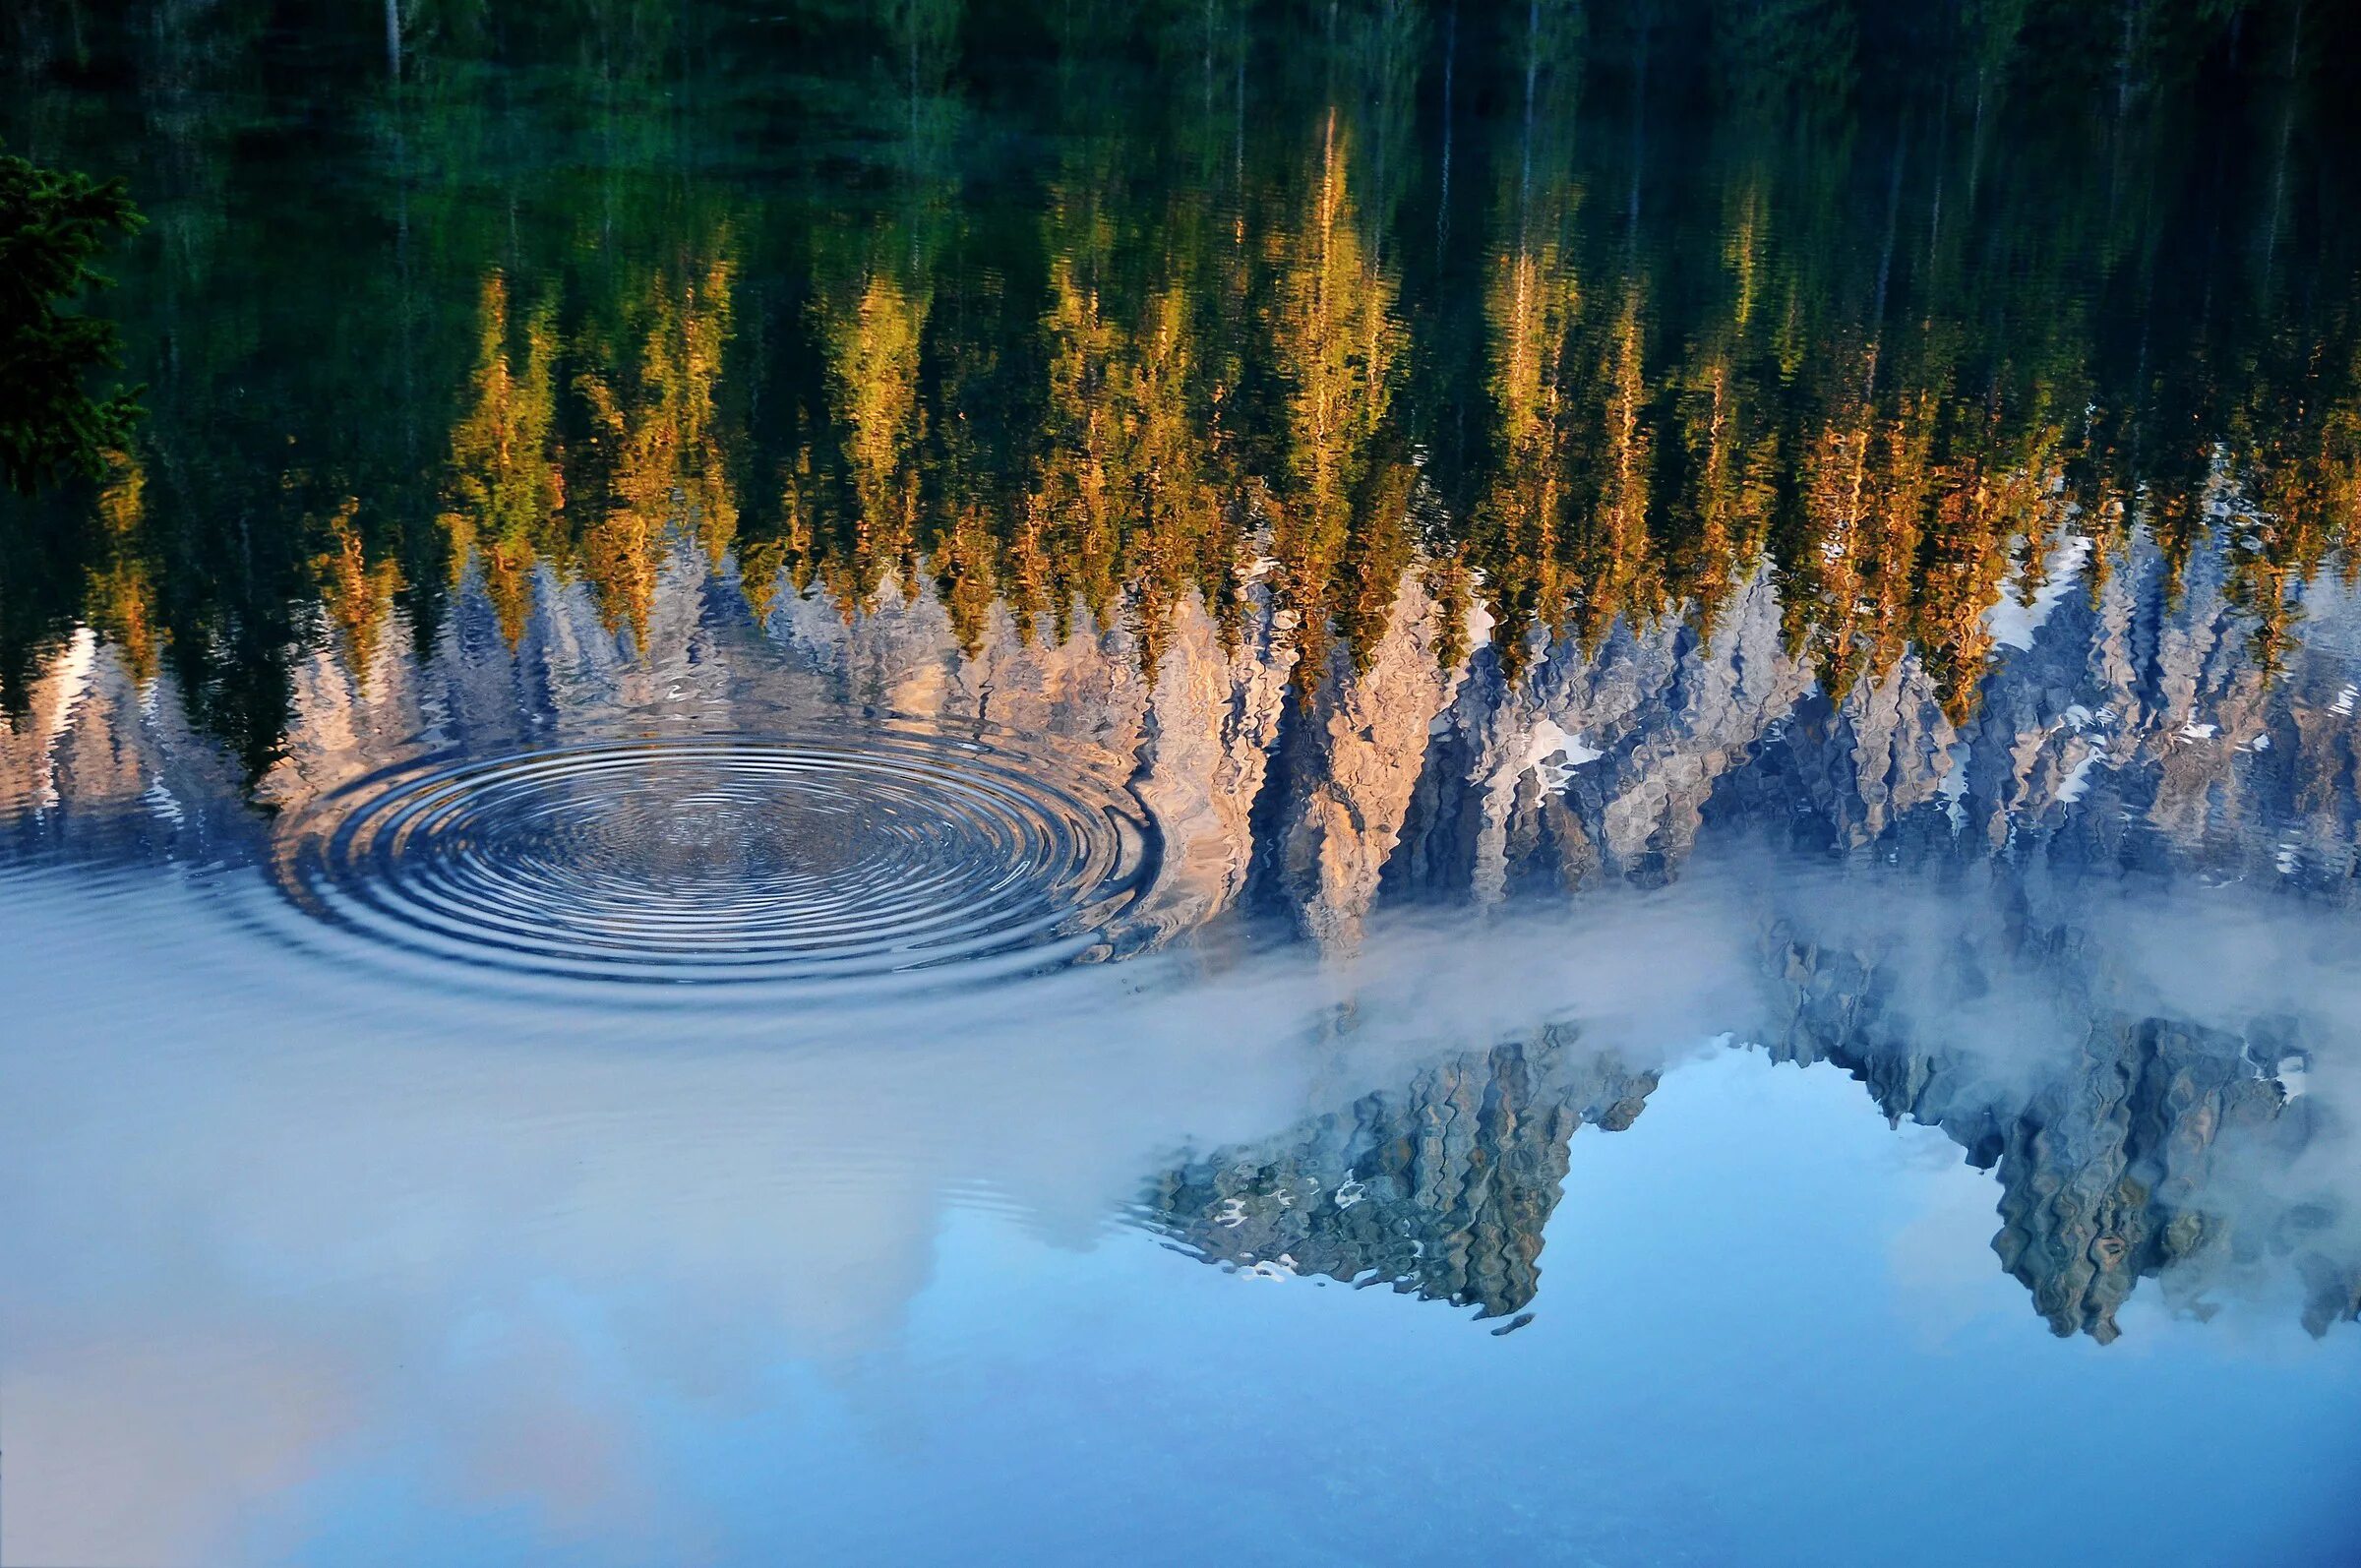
(5, 0, 2358, 774)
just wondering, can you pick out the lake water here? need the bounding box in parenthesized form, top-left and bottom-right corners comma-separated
(5, 2, 2361, 1563)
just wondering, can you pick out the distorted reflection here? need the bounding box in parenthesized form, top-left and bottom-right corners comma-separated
(5, 0, 2361, 1562)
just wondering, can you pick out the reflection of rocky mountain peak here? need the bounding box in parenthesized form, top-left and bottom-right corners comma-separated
(1143, 1037, 1658, 1324)
(1390, 565, 1819, 903)
(15, 517, 2361, 919)
(1261, 569, 1471, 948)
(10, 522, 2361, 1344)
(1142, 889, 2355, 1345)
(1765, 881, 2346, 1343)
(1871, 537, 2323, 888)
(763, 565, 1301, 944)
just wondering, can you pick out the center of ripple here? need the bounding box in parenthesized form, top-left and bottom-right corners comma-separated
(272, 734, 1160, 986)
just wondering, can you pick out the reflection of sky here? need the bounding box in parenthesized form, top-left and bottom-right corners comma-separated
(4, 871, 2359, 1566)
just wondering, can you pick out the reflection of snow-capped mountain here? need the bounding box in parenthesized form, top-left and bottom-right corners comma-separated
(1145, 1036, 1659, 1324)
(8, 526, 2361, 1341)
(11, 522, 2361, 920)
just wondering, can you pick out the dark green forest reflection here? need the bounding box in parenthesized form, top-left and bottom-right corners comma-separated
(0, 145, 144, 496)
(2, 0, 2357, 774)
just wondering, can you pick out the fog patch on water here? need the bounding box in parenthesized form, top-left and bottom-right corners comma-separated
(6, 852, 2361, 1563)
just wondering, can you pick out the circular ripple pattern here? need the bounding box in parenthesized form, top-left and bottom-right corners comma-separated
(272, 734, 1158, 986)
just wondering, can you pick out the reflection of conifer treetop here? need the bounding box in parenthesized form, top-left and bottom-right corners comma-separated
(4, 1, 2359, 756)
(437, 242, 739, 652)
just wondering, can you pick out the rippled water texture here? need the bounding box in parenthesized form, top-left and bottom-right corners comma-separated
(272, 731, 1158, 985)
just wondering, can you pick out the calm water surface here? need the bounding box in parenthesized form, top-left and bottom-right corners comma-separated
(5, 2, 2361, 1563)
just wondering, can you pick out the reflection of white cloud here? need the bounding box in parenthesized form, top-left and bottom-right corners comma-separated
(0, 868, 1759, 1567)
(6, 1331, 350, 1568)
(433, 1321, 647, 1540)
(8, 853, 2360, 1563)
(1886, 1152, 2009, 1351)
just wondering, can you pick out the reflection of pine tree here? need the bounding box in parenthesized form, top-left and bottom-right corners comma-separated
(1126, 286, 1241, 670)
(818, 261, 931, 617)
(311, 498, 405, 688)
(574, 248, 740, 643)
(1467, 0, 1586, 679)
(1570, 289, 1659, 650)
(1271, 110, 1404, 691)
(441, 273, 564, 648)
(1010, 158, 1246, 665)
(1473, 239, 1578, 676)
(1033, 225, 1128, 638)
(741, 446, 819, 624)
(1912, 413, 2049, 722)
(437, 235, 739, 650)
(2222, 333, 2361, 676)
(1665, 348, 1777, 637)
(85, 452, 158, 684)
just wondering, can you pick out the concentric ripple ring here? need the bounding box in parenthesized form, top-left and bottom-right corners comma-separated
(271, 733, 1159, 985)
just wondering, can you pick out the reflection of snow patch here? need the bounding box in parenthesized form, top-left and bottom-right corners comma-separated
(1333, 1173, 1367, 1210)
(2276, 1055, 2310, 1099)
(2331, 685, 2357, 717)
(1515, 718, 1604, 792)
(34, 628, 100, 812)
(1214, 1197, 1247, 1230)
(1462, 593, 1497, 650)
(143, 776, 185, 826)
(2056, 751, 2099, 805)
(1985, 535, 2092, 651)
(2275, 841, 2301, 875)
(1938, 743, 1971, 832)
(2178, 722, 2217, 741)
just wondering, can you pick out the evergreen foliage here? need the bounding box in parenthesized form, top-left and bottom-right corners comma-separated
(0, 146, 144, 495)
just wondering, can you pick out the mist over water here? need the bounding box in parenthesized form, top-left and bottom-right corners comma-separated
(7, 0, 2361, 1562)
(7, 852, 2361, 1562)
